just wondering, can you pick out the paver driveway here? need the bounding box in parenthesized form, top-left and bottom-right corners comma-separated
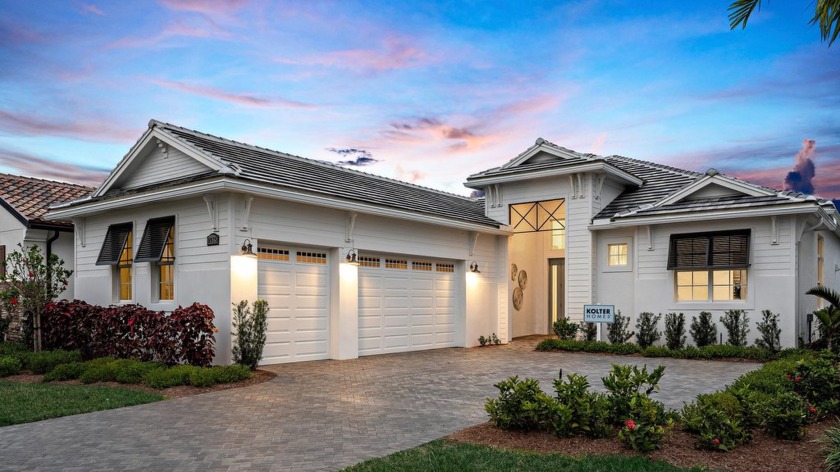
(0, 339, 758, 471)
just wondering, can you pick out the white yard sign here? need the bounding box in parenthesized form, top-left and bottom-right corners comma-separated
(584, 304, 615, 323)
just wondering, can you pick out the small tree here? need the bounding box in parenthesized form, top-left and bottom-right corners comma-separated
(553, 318, 579, 340)
(690, 311, 718, 348)
(0, 243, 71, 351)
(582, 322, 598, 342)
(754, 309, 781, 352)
(806, 285, 840, 352)
(231, 299, 269, 370)
(635, 312, 662, 348)
(608, 311, 635, 345)
(720, 309, 750, 347)
(664, 312, 686, 350)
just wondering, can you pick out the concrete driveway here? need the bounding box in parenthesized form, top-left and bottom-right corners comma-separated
(0, 339, 758, 471)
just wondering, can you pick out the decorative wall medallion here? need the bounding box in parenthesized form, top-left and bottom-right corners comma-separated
(517, 270, 528, 290)
(513, 287, 524, 311)
(510, 264, 518, 281)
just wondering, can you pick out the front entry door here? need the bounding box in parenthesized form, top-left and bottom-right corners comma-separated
(548, 258, 566, 332)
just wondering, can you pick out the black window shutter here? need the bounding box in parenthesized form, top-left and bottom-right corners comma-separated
(95, 223, 132, 266)
(667, 230, 750, 270)
(135, 216, 175, 263)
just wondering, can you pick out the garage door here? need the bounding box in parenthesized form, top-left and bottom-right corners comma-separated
(358, 255, 457, 356)
(257, 246, 330, 364)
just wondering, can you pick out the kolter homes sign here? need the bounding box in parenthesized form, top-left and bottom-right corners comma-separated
(584, 304, 615, 323)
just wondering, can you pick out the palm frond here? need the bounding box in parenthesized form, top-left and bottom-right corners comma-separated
(809, 0, 840, 46)
(807, 285, 840, 309)
(729, 0, 763, 30)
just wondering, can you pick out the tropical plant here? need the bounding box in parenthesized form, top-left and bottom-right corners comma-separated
(0, 244, 72, 351)
(582, 322, 598, 342)
(728, 0, 840, 46)
(755, 310, 782, 352)
(635, 312, 662, 349)
(231, 299, 269, 370)
(821, 423, 840, 472)
(807, 285, 840, 352)
(721, 309, 750, 347)
(485, 376, 555, 431)
(690, 311, 718, 347)
(607, 311, 635, 345)
(553, 318, 579, 340)
(664, 312, 686, 350)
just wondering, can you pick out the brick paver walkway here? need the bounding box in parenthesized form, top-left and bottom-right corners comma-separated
(0, 338, 758, 471)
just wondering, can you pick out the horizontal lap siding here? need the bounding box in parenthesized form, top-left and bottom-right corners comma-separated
(119, 147, 211, 190)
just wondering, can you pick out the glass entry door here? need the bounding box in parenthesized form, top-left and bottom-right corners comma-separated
(548, 258, 566, 331)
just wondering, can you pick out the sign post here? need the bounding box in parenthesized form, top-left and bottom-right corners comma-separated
(584, 304, 615, 342)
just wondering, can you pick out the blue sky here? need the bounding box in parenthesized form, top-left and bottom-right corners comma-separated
(0, 0, 837, 198)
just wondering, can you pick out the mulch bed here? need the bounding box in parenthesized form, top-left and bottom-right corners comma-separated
(2, 369, 276, 399)
(448, 421, 834, 472)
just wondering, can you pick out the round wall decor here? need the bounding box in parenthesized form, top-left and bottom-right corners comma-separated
(512, 287, 524, 311)
(510, 263, 518, 281)
(517, 270, 528, 290)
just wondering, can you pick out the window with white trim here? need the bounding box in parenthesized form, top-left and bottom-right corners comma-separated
(668, 230, 750, 302)
(96, 222, 133, 302)
(608, 243, 628, 267)
(136, 216, 176, 302)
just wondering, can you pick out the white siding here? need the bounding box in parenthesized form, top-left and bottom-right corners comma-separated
(118, 147, 211, 190)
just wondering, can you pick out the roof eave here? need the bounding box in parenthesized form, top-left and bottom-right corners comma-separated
(464, 161, 642, 189)
(589, 203, 824, 230)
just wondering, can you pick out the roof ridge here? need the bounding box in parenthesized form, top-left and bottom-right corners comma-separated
(151, 120, 477, 202)
(0, 172, 95, 191)
(605, 154, 701, 178)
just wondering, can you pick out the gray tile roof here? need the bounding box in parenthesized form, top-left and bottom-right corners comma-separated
(152, 121, 499, 227)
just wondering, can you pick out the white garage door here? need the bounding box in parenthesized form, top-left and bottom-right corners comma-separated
(257, 246, 330, 364)
(358, 255, 457, 356)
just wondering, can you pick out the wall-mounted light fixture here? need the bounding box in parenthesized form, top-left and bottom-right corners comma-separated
(240, 239, 257, 258)
(345, 248, 360, 265)
(469, 261, 481, 273)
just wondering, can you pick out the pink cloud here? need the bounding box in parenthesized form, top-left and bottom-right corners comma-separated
(148, 78, 315, 108)
(107, 19, 229, 49)
(0, 147, 108, 187)
(157, 0, 248, 15)
(80, 3, 105, 15)
(395, 165, 427, 184)
(0, 110, 138, 142)
(277, 37, 432, 73)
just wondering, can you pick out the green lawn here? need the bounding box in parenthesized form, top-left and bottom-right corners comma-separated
(0, 381, 164, 426)
(342, 439, 696, 471)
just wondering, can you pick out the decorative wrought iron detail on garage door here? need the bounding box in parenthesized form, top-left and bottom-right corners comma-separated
(509, 199, 566, 233)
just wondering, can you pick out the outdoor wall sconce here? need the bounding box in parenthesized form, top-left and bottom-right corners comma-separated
(240, 239, 257, 258)
(469, 261, 481, 273)
(345, 248, 360, 265)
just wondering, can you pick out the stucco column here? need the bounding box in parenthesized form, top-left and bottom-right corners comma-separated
(332, 247, 359, 360)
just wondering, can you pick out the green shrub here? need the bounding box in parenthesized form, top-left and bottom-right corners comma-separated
(552, 371, 611, 438)
(602, 363, 666, 425)
(642, 346, 673, 358)
(79, 361, 118, 384)
(0, 355, 22, 377)
(42, 362, 85, 382)
(821, 424, 840, 472)
(114, 359, 162, 384)
(755, 310, 782, 352)
(232, 299, 269, 371)
(664, 313, 686, 350)
(188, 365, 251, 387)
(690, 311, 718, 348)
(720, 309, 750, 347)
(553, 318, 579, 340)
(635, 312, 661, 349)
(143, 365, 196, 389)
(0, 342, 27, 356)
(607, 311, 634, 345)
(582, 322, 598, 342)
(485, 376, 555, 431)
(618, 394, 667, 453)
(535, 338, 641, 355)
(23, 350, 82, 374)
(681, 391, 752, 451)
(763, 391, 806, 440)
(788, 351, 840, 413)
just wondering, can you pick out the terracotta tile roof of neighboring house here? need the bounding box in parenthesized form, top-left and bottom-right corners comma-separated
(151, 121, 499, 227)
(0, 174, 94, 228)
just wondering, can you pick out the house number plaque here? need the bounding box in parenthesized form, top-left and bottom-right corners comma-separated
(206, 233, 220, 246)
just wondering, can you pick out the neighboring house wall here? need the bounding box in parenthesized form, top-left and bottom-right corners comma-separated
(116, 146, 212, 190)
(595, 215, 800, 347)
(0, 207, 26, 256)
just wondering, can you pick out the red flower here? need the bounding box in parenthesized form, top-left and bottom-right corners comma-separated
(713, 438, 720, 445)
(28, 271, 34, 278)
(10, 297, 18, 305)
(795, 376, 802, 383)
(786, 374, 792, 379)
(809, 405, 817, 414)
(62, 280, 68, 286)
(624, 419, 636, 431)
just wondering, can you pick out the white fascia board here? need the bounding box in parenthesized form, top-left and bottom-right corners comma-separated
(48, 177, 509, 236)
(655, 175, 775, 207)
(466, 162, 643, 188)
(588, 204, 821, 230)
(92, 128, 227, 198)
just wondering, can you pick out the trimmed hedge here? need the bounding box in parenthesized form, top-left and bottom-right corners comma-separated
(0, 356, 22, 377)
(536, 338, 800, 362)
(22, 350, 82, 374)
(40, 300, 218, 366)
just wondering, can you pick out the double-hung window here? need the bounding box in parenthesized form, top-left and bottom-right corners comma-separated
(667, 230, 750, 302)
(96, 223, 133, 302)
(135, 216, 176, 301)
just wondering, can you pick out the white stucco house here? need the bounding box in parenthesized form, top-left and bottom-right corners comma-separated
(0, 174, 93, 299)
(48, 121, 840, 364)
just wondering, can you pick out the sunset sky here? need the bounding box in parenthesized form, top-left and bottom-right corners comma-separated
(1, 1, 838, 199)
